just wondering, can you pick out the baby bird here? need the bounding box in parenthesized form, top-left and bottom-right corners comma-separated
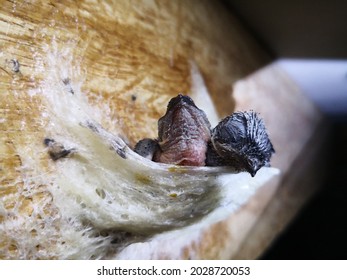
(135, 94, 275, 176)
(206, 111, 275, 176)
(135, 94, 211, 166)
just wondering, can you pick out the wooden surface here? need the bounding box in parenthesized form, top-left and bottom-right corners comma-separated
(0, 0, 325, 259)
(232, 65, 328, 259)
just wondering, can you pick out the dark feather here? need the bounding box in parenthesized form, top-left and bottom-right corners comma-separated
(207, 111, 275, 176)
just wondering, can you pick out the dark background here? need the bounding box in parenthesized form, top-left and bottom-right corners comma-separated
(224, 0, 347, 259)
(262, 122, 347, 259)
(225, 0, 347, 58)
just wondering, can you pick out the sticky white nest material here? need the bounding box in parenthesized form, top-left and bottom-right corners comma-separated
(0, 44, 279, 259)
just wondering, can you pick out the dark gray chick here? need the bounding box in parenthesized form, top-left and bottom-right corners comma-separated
(206, 111, 275, 177)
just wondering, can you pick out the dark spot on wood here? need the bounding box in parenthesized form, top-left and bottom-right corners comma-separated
(62, 78, 70, 85)
(10, 59, 20, 73)
(116, 146, 127, 159)
(44, 138, 76, 161)
(43, 138, 55, 146)
(62, 78, 74, 94)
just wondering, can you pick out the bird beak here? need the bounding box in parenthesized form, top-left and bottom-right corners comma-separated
(248, 167, 257, 177)
(246, 160, 261, 177)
